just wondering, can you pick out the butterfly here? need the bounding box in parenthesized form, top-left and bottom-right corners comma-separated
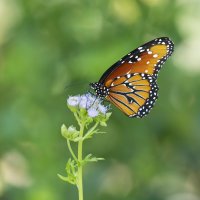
(90, 37, 174, 118)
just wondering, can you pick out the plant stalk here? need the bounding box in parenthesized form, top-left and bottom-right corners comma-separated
(77, 123, 84, 200)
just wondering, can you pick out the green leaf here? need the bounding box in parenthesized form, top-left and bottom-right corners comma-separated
(57, 174, 76, 185)
(100, 121, 107, 127)
(96, 112, 112, 126)
(66, 158, 77, 174)
(58, 158, 78, 185)
(83, 154, 105, 164)
(67, 104, 78, 113)
(83, 128, 99, 140)
(73, 136, 83, 142)
(61, 124, 68, 138)
(105, 112, 112, 120)
(88, 157, 105, 162)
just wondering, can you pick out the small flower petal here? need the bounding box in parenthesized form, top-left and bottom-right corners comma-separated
(67, 96, 80, 107)
(67, 93, 109, 118)
(68, 125, 76, 133)
(86, 93, 97, 105)
(87, 108, 99, 118)
(98, 104, 108, 115)
(79, 95, 88, 109)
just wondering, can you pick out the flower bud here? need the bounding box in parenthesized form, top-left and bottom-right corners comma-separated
(61, 124, 79, 141)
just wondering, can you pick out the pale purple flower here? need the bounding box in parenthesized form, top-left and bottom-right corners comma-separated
(67, 93, 109, 118)
(84, 93, 96, 107)
(67, 95, 80, 107)
(87, 108, 99, 118)
(79, 95, 88, 109)
(98, 104, 108, 115)
(79, 93, 96, 109)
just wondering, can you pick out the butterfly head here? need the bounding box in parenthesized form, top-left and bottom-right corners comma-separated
(89, 82, 109, 98)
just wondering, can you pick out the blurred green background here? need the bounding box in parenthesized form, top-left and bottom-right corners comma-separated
(1, 0, 200, 200)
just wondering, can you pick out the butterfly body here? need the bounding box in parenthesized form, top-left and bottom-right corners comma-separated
(90, 37, 174, 118)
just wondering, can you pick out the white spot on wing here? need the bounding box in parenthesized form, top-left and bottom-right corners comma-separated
(126, 74, 131, 78)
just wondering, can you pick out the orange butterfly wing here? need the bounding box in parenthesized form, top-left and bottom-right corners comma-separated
(106, 73, 158, 117)
(99, 37, 174, 87)
(94, 37, 174, 117)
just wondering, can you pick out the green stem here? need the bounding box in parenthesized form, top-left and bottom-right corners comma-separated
(77, 122, 84, 200)
(67, 139, 78, 163)
(83, 122, 99, 140)
(74, 112, 81, 127)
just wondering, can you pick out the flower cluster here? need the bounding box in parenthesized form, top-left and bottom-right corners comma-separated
(59, 93, 112, 191)
(67, 93, 109, 118)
